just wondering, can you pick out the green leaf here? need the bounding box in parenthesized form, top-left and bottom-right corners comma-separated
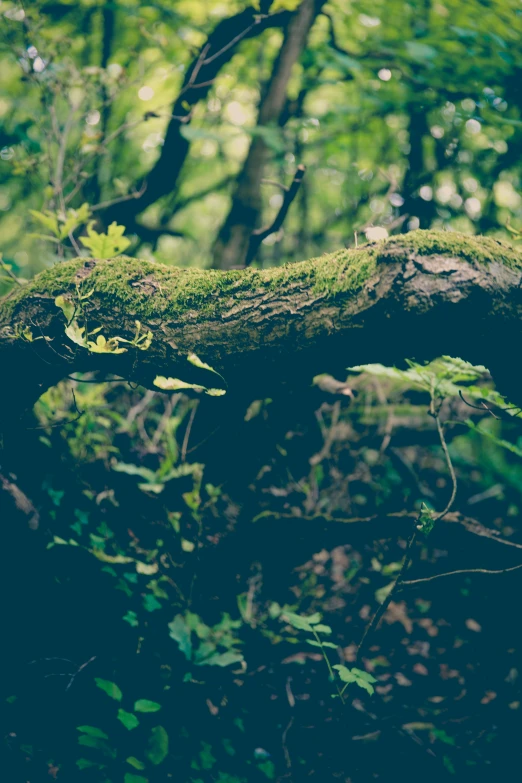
(77, 725, 108, 739)
(153, 376, 225, 396)
(135, 561, 159, 575)
(27, 232, 61, 244)
(196, 650, 243, 667)
(143, 594, 162, 612)
(306, 639, 338, 649)
(126, 757, 146, 770)
(269, 0, 302, 10)
(186, 353, 226, 387)
(463, 419, 522, 459)
(351, 668, 377, 684)
(187, 352, 219, 373)
(76, 758, 106, 770)
(59, 203, 90, 239)
(416, 502, 436, 536)
(146, 725, 169, 765)
(55, 294, 75, 323)
(87, 333, 128, 354)
(95, 677, 123, 701)
(333, 665, 356, 683)
(65, 320, 87, 347)
(375, 581, 394, 605)
(123, 610, 139, 627)
(124, 774, 149, 783)
(333, 665, 377, 695)
(258, 759, 276, 779)
(118, 709, 140, 730)
(134, 699, 162, 713)
(282, 611, 322, 632)
(29, 209, 60, 237)
(91, 551, 134, 564)
(138, 482, 165, 494)
(245, 125, 286, 153)
(432, 728, 456, 746)
(313, 624, 332, 634)
(179, 125, 224, 143)
(168, 614, 192, 660)
(81, 221, 131, 258)
(153, 376, 206, 393)
(112, 462, 158, 481)
(198, 740, 216, 769)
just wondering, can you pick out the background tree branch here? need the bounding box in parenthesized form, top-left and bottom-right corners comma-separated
(102, 5, 293, 230)
(212, 0, 327, 270)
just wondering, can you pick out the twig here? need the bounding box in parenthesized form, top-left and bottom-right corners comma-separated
(356, 526, 418, 660)
(52, 102, 77, 205)
(151, 395, 179, 450)
(91, 182, 147, 212)
(66, 374, 127, 384)
(181, 401, 199, 462)
(402, 562, 522, 586)
(202, 17, 266, 65)
(181, 79, 217, 93)
(458, 389, 522, 421)
(356, 384, 458, 658)
(0, 256, 24, 287)
(282, 715, 295, 769)
(430, 392, 457, 523)
(245, 164, 306, 266)
(68, 231, 82, 256)
(459, 389, 499, 419)
(179, 43, 211, 96)
(26, 387, 84, 430)
(65, 655, 96, 692)
(321, 11, 357, 59)
(261, 178, 289, 192)
(29, 655, 96, 692)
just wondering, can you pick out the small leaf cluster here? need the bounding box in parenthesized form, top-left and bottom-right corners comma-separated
(76, 678, 166, 780)
(282, 611, 377, 697)
(169, 611, 244, 669)
(56, 292, 153, 355)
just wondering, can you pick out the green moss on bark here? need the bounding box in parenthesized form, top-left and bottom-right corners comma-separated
(2, 231, 521, 337)
(382, 230, 522, 269)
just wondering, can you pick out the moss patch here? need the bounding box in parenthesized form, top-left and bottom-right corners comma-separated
(380, 229, 522, 269)
(2, 230, 521, 332)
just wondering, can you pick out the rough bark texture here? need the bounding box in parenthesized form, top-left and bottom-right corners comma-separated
(1, 231, 522, 424)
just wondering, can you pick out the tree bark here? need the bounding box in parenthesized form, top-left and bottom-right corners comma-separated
(212, 0, 326, 270)
(1, 231, 522, 425)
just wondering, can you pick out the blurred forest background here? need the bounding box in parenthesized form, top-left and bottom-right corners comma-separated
(2, 1, 522, 782)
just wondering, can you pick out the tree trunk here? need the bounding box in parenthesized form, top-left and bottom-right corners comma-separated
(102, 6, 293, 230)
(212, 0, 326, 270)
(1, 231, 522, 427)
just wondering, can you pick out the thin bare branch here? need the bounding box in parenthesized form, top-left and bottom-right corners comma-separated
(246, 164, 306, 265)
(91, 182, 148, 213)
(430, 391, 457, 522)
(402, 562, 522, 586)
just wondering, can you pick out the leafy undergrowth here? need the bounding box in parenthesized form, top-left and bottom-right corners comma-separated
(2, 357, 522, 782)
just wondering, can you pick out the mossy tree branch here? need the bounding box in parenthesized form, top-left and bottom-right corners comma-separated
(1, 230, 522, 424)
